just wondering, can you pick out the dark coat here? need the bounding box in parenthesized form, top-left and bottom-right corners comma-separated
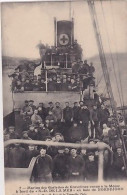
(85, 159, 98, 181)
(34, 154, 52, 177)
(78, 108, 90, 123)
(63, 107, 73, 121)
(72, 106, 80, 122)
(47, 81, 56, 91)
(24, 149, 39, 167)
(53, 153, 68, 179)
(8, 146, 26, 168)
(69, 125, 83, 142)
(68, 155, 84, 177)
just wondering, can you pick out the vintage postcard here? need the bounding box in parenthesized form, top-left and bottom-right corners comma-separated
(1, 0, 127, 195)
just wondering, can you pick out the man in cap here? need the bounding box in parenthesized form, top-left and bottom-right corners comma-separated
(47, 77, 56, 91)
(39, 79, 46, 91)
(53, 102, 62, 122)
(46, 102, 54, 114)
(31, 109, 42, 126)
(63, 102, 73, 125)
(61, 78, 68, 91)
(24, 144, 39, 168)
(27, 124, 38, 140)
(85, 152, 98, 181)
(38, 122, 50, 141)
(20, 100, 33, 119)
(53, 146, 68, 181)
(68, 147, 84, 181)
(69, 122, 83, 143)
(37, 102, 47, 121)
(112, 147, 126, 179)
(29, 100, 36, 112)
(7, 126, 19, 139)
(78, 104, 90, 139)
(33, 146, 53, 182)
(72, 102, 80, 123)
(8, 143, 26, 168)
(24, 79, 33, 91)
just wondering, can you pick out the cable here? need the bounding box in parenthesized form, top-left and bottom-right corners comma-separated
(110, 0, 126, 110)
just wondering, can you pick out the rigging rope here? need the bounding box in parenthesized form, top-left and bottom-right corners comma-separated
(109, 0, 125, 109)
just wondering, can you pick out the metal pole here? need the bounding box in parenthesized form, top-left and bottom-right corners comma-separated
(98, 150, 104, 181)
(45, 69, 48, 92)
(51, 54, 52, 67)
(65, 53, 68, 68)
(54, 17, 57, 47)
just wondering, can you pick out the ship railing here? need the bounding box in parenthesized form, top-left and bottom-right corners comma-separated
(4, 139, 113, 182)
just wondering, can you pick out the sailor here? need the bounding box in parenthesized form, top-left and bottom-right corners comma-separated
(72, 102, 80, 123)
(39, 78, 46, 91)
(24, 144, 39, 167)
(38, 122, 50, 141)
(33, 146, 53, 182)
(27, 125, 38, 140)
(24, 79, 33, 91)
(69, 122, 83, 143)
(63, 102, 73, 125)
(98, 105, 110, 129)
(68, 148, 84, 181)
(8, 143, 26, 168)
(112, 147, 126, 180)
(55, 77, 62, 91)
(89, 62, 95, 75)
(47, 77, 56, 91)
(53, 146, 68, 181)
(31, 109, 42, 126)
(78, 104, 90, 139)
(29, 100, 36, 112)
(53, 102, 63, 122)
(20, 100, 33, 121)
(61, 78, 68, 91)
(7, 126, 19, 139)
(37, 102, 47, 121)
(85, 152, 98, 181)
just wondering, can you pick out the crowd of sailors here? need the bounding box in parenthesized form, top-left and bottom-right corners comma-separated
(4, 100, 127, 182)
(9, 59, 95, 92)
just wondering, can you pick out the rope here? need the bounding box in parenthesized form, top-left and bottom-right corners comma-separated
(109, 0, 125, 110)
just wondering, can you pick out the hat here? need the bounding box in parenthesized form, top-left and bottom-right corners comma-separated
(55, 133, 62, 137)
(29, 100, 34, 102)
(58, 146, 65, 150)
(48, 102, 53, 104)
(8, 126, 15, 129)
(25, 100, 28, 103)
(79, 101, 84, 103)
(88, 152, 94, 156)
(40, 145, 47, 150)
(22, 131, 28, 135)
(45, 136, 52, 140)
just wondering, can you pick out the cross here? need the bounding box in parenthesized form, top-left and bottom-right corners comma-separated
(60, 35, 68, 44)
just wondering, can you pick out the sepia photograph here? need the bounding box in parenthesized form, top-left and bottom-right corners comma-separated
(1, 0, 127, 194)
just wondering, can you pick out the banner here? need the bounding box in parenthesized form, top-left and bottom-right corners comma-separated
(57, 20, 74, 47)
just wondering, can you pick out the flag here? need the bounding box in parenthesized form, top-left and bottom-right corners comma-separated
(57, 20, 74, 47)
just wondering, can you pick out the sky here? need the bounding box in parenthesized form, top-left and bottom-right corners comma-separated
(1, 0, 127, 107)
(1, 0, 127, 59)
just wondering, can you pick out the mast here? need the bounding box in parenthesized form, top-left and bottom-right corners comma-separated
(87, 0, 127, 176)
